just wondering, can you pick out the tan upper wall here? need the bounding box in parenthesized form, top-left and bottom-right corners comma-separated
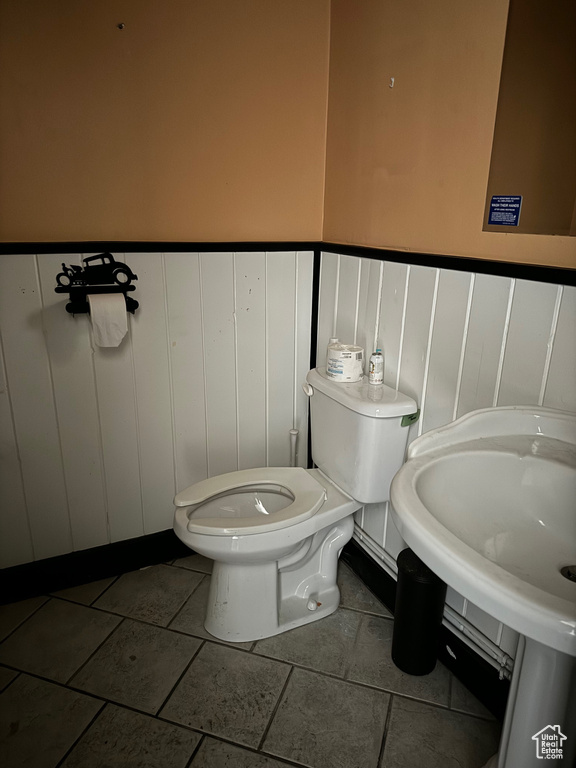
(323, 0, 576, 269)
(0, 0, 330, 242)
(1, 0, 575, 268)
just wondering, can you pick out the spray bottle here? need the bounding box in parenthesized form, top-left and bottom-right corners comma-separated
(368, 348, 384, 385)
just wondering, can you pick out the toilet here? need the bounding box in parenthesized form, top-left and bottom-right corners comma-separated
(173, 367, 418, 642)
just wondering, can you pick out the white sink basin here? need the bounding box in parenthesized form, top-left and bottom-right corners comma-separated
(390, 405, 576, 768)
(390, 406, 576, 656)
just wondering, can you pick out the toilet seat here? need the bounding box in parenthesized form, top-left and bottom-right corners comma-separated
(174, 467, 327, 536)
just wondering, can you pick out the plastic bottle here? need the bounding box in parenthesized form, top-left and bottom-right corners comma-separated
(368, 348, 384, 385)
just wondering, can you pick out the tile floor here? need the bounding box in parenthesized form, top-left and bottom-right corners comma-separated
(0, 556, 500, 768)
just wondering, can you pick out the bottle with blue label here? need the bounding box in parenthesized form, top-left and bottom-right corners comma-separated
(368, 348, 384, 385)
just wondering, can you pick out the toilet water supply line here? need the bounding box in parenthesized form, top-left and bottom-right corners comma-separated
(289, 429, 298, 467)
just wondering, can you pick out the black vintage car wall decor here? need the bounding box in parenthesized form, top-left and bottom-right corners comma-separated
(54, 253, 139, 315)
(56, 253, 138, 288)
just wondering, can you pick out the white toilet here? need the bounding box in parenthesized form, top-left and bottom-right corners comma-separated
(173, 367, 418, 642)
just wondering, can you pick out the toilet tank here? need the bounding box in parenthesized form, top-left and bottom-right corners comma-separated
(306, 368, 418, 504)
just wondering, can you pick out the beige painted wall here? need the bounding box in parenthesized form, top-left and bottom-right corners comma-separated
(323, 0, 576, 268)
(0, 0, 330, 242)
(1, 0, 575, 268)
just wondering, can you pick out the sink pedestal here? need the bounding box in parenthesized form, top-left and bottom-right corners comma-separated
(496, 636, 576, 768)
(389, 406, 576, 768)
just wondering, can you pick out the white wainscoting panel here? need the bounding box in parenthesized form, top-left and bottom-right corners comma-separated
(0, 250, 313, 567)
(0, 254, 72, 561)
(318, 251, 576, 660)
(544, 285, 576, 412)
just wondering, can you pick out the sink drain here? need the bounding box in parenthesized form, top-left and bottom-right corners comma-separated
(560, 565, 576, 582)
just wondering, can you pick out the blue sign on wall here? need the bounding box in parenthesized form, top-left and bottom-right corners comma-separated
(488, 195, 523, 226)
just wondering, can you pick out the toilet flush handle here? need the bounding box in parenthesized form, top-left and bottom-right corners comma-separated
(302, 382, 314, 397)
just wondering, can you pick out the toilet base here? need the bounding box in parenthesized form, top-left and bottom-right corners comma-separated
(204, 515, 354, 642)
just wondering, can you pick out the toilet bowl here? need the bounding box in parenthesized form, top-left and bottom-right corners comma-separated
(173, 367, 418, 642)
(174, 466, 358, 641)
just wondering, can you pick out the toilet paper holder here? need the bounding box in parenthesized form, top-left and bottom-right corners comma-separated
(54, 253, 139, 315)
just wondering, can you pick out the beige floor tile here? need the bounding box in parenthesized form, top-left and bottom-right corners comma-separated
(0, 674, 103, 768)
(450, 676, 495, 719)
(94, 564, 204, 626)
(0, 596, 48, 642)
(52, 578, 116, 606)
(338, 562, 392, 617)
(0, 599, 121, 683)
(61, 703, 201, 768)
(160, 642, 290, 748)
(263, 667, 390, 768)
(381, 696, 500, 768)
(254, 607, 361, 676)
(191, 737, 295, 768)
(168, 577, 253, 649)
(70, 619, 201, 713)
(172, 553, 213, 574)
(346, 614, 451, 706)
(0, 666, 18, 691)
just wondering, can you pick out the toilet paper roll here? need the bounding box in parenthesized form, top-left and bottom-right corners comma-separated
(88, 293, 128, 347)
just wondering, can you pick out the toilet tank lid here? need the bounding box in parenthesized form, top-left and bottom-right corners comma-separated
(306, 368, 418, 418)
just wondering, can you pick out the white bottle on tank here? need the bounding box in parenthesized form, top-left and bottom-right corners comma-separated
(368, 348, 384, 385)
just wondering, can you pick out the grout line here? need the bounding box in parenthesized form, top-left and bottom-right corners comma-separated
(342, 611, 365, 681)
(55, 700, 107, 768)
(256, 665, 294, 751)
(0, 669, 21, 694)
(377, 693, 395, 767)
(85, 574, 121, 605)
(48, 574, 120, 607)
(184, 734, 206, 768)
(0, 595, 51, 643)
(155, 639, 206, 717)
(65, 616, 127, 686)
(165, 573, 208, 629)
(179, 731, 309, 768)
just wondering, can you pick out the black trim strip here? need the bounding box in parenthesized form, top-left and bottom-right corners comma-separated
(342, 539, 510, 721)
(306, 249, 322, 469)
(0, 241, 321, 255)
(0, 530, 191, 604)
(1, 240, 573, 285)
(320, 242, 576, 286)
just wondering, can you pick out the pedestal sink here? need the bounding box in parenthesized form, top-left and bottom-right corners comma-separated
(390, 406, 576, 768)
